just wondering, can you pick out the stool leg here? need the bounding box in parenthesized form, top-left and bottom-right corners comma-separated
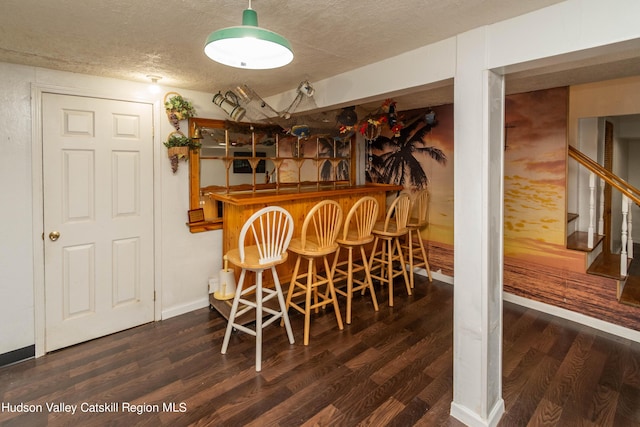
(255, 270, 263, 372)
(408, 230, 416, 289)
(417, 231, 432, 281)
(395, 237, 412, 296)
(312, 261, 320, 314)
(283, 255, 302, 326)
(360, 245, 378, 312)
(386, 239, 394, 307)
(272, 265, 294, 344)
(346, 247, 354, 324)
(326, 247, 341, 306)
(324, 255, 343, 331)
(329, 246, 341, 280)
(222, 269, 246, 355)
(303, 258, 313, 346)
(368, 236, 380, 281)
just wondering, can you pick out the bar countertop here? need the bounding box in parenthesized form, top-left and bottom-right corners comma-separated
(208, 183, 403, 206)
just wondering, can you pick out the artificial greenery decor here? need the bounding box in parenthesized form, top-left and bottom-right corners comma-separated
(164, 93, 197, 130)
(163, 133, 201, 173)
(163, 133, 200, 149)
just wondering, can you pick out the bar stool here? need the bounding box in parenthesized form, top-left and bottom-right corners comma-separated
(221, 206, 295, 372)
(331, 196, 380, 324)
(404, 189, 432, 288)
(285, 200, 344, 345)
(368, 193, 412, 307)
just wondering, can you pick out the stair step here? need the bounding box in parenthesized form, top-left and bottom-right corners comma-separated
(588, 252, 625, 280)
(567, 231, 604, 252)
(620, 275, 640, 308)
(567, 212, 579, 223)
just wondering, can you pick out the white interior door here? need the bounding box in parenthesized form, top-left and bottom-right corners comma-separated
(42, 93, 155, 352)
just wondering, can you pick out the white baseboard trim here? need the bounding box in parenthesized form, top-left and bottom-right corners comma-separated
(416, 269, 640, 342)
(412, 268, 454, 285)
(503, 292, 640, 342)
(450, 398, 505, 427)
(161, 297, 209, 320)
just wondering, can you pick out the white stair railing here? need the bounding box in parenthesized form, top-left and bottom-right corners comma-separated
(621, 194, 629, 277)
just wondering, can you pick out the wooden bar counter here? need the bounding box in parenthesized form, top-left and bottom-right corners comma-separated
(211, 183, 403, 289)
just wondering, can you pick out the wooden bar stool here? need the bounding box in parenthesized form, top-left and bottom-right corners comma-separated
(331, 196, 380, 324)
(221, 206, 295, 372)
(404, 189, 432, 288)
(368, 193, 412, 307)
(285, 200, 344, 345)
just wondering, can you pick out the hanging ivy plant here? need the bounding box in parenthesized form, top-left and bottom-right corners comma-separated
(164, 93, 197, 130)
(162, 133, 201, 149)
(163, 132, 201, 174)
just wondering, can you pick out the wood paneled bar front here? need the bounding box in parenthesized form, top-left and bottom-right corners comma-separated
(211, 184, 403, 289)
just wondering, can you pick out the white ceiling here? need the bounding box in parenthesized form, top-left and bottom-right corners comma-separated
(2, 0, 639, 116)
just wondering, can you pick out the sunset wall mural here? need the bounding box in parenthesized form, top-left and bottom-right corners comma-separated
(367, 89, 583, 269)
(367, 103, 454, 247)
(366, 87, 640, 331)
(503, 87, 584, 272)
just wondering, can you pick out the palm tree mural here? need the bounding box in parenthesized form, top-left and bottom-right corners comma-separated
(367, 114, 446, 189)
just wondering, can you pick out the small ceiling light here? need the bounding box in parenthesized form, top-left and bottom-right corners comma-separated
(204, 0, 293, 70)
(147, 75, 162, 94)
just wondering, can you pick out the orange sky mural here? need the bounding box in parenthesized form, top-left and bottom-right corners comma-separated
(503, 87, 581, 269)
(368, 87, 586, 271)
(417, 104, 454, 246)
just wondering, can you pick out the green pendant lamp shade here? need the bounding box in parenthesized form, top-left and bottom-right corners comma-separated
(204, 7, 293, 70)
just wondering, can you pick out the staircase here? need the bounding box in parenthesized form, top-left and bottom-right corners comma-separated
(568, 145, 640, 307)
(567, 214, 639, 307)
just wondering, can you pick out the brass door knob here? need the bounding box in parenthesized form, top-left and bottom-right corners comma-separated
(49, 231, 60, 241)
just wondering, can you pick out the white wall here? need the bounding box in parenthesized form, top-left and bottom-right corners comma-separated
(0, 63, 37, 354)
(0, 62, 229, 355)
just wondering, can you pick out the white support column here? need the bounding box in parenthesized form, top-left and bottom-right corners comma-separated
(451, 27, 505, 427)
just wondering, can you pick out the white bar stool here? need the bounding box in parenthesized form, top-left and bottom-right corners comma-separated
(221, 206, 295, 372)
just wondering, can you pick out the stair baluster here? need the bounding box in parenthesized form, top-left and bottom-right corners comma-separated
(621, 195, 628, 277)
(588, 173, 595, 249)
(628, 197, 634, 259)
(598, 179, 605, 235)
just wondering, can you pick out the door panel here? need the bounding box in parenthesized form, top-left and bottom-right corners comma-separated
(43, 93, 154, 352)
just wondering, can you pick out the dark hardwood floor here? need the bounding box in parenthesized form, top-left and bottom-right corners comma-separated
(1, 276, 639, 426)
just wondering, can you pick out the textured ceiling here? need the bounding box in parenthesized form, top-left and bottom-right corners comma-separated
(1, 0, 639, 116)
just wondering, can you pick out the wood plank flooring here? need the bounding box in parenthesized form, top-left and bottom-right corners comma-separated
(1, 276, 639, 426)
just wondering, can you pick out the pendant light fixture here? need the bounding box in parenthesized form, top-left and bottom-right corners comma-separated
(204, 0, 293, 70)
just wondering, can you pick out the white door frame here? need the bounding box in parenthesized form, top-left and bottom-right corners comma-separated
(31, 84, 163, 357)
